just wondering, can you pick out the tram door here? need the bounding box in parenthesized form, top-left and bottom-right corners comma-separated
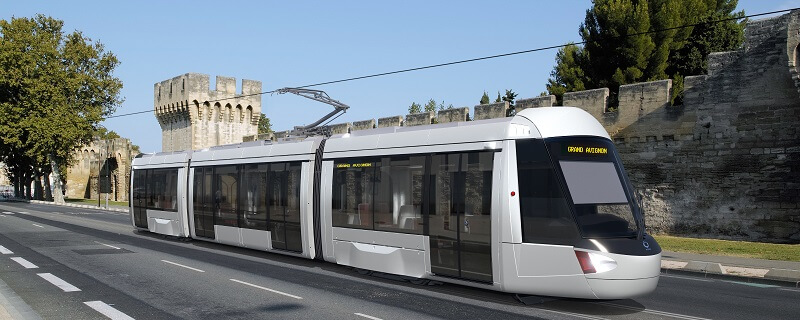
(192, 167, 215, 239)
(132, 170, 148, 228)
(429, 152, 493, 283)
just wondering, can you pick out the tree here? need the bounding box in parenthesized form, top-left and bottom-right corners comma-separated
(480, 91, 490, 105)
(495, 92, 502, 103)
(408, 102, 421, 114)
(95, 127, 121, 140)
(423, 99, 437, 112)
(0, 15, 123, 202)
(258, 113, 273, 134)
(546, 0, 744, 106)
(502, 89, 518, 116)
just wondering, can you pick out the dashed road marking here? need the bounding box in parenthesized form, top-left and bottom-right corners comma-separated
(162, 260, 204, 273)
(37, 273, 81, 292)
(2, 211, 14, 215)
(778, 288, 800, 293)
(0, 245, 12, 255)
(19, 211, 29, 215)
(355, 313, 384, 320)
(10, 257, 38, 269)
(84, 301, 135, 320)
(95, 241, 121, 250)
(230, 279, 303, 300)
(31, 224, 45, 228)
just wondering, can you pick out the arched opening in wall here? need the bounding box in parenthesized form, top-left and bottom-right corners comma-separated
(235, 105, 242, 123)
(246, 106, 253, 127)
(225, 104, 232, 122)
(214, 102, 222, 145)
(794, 44, 800, 74)
(204, 101, 212, 121)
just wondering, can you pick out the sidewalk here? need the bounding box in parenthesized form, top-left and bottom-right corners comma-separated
(661, 250, 800, 286)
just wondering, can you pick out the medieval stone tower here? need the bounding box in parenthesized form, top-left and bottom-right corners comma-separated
(154, 73, 262, 152)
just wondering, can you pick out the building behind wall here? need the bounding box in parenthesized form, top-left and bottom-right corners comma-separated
(154, 73, 262, 152)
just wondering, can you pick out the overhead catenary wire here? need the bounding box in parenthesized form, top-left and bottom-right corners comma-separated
(106, 7, 797, 119)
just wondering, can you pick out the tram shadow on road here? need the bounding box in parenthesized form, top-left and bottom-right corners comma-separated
(532, 298, 646, 316)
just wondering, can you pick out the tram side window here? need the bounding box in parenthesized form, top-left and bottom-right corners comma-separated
(143, 168, 179, 212)
(214, 165, 239, 227)
(516, 139, 579, 245)
(373, 156, 425, 234)
(332, 159, 377, 230)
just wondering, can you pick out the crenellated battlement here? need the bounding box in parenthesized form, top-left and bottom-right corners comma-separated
(154, 73, 262, 152)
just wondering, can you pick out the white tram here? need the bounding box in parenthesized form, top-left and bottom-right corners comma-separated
(130, 107, 661, 299)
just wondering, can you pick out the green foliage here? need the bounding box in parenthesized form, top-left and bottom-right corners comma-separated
(95, 127, 121, 140)
(502, 89, 518, 116)
(0, 15, 122, 197)
(408, 102, 421, 114)
(258, 113, 273, 134)
(495, 92, 502, 103)
(480, 91, 490, 105)
(437, 101, 454, 111)
(423, 98, 437, 112)
(546, 0, 744, 106)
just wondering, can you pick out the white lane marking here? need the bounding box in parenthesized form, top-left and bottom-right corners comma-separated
(230, 279, 303, 300)
(37, 273, 81, 292)
(95, 241, 121, 250)
(0, 245, 13, 255)
(3, 212, 14, 215)
(31, 224, 44, 228)
(355, 313, 384, 320)
(660, 274, 713, 282)
(779, 288, 800, 293)
(161, 260, 205, 273)
(19, 211, 29, 215)
(592, 302, 711, 320)
(10, 257, 38, 269)
(84, 301, 135, 320)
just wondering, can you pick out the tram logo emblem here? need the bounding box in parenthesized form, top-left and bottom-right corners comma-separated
(642, 241, 651, 251)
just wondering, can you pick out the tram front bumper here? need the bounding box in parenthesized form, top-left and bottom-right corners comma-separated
(583, 252, 661, 299)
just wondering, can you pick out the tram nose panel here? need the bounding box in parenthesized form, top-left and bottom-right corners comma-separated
(581, 251, 661, 299)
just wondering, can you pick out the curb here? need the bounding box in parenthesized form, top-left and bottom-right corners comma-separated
(28, 200, 128, 213)
(662, 260, 800, 288)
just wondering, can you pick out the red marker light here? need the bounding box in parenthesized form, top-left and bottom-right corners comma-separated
(511, 191, 516, 196)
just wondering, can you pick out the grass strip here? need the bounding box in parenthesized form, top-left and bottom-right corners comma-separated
(654, 235, 800, 262)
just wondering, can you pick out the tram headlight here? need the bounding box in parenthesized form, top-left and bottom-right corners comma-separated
(575, 251, 618, 274)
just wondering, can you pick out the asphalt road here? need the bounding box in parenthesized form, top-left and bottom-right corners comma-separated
(0, 202, 797, 320)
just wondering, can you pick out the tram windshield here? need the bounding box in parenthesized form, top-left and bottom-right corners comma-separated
(547, 137, 639, 238)
(516, 137, 640, 243)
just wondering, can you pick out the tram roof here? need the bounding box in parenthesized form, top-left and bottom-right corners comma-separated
(324, 107, 609, 155)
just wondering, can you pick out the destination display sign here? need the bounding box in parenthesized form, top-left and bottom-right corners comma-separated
(335, 162, 374, 169)
(566, 145, 608, 155)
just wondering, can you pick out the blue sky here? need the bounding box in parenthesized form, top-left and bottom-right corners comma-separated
(2, 0, 798, 153)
